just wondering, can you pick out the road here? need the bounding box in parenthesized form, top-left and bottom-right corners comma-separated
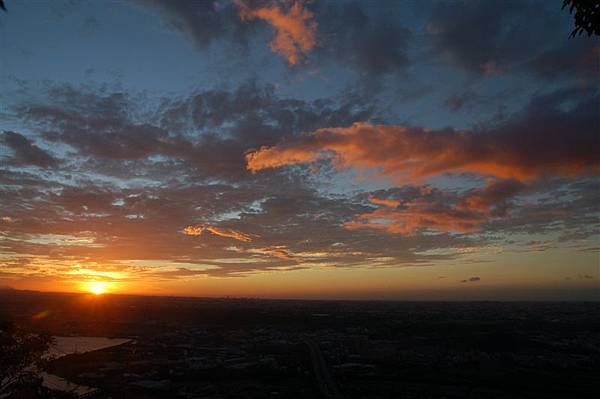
(305, 339, 343, 399)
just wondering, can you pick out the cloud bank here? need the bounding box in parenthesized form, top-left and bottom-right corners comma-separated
(246, 90, 599, 182)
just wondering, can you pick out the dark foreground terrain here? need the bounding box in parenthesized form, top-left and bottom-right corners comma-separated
(1, 289, 599, 398)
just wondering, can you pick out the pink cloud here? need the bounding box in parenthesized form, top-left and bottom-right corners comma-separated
(246, 122, 599, 182)
(237, 0, 317, 65)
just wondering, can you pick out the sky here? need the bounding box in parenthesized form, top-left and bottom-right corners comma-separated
(0, 0, 598, 300)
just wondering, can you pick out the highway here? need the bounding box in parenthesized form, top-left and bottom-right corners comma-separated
(305, 339, 343, 399)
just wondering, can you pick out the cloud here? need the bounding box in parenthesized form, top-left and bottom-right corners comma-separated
(526, 40, 599, 81)
(3, 84, 598, 283)
(312, 1, 411, 78)
(426, 0, 597, 82)
(0, 164, 474, 279)
(237, 0, 317, 65)
(1, 131, 59, 168)
(458, 179, 525, 217)
(181, 226, 203, 236)
(182, 225, 253, 242)
(445, 92, 474, 112)
(241, 87, 598, 237)
(246, 89, 599, 182)
(346, 204, 482, 235)
(344, 186, 494, 234)
(144, 267, 211, 279)
(140, 0, 248, 49)
(143, 0, 412, 78)
(427, 0, 563, 76)
(23, 91, 177, 161)
(368, 196, 401, 209)
(346, 175, 600, 236)
(139, 0, 584, 83)
(19, 83, 373, 181)
(461, 276, 481, 283)
(246, 246, 292, 259)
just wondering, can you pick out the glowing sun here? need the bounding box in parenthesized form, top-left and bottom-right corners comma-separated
(88, 281, 109, 295)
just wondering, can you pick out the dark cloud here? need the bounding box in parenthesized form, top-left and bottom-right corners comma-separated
(444, 91, 479, 112)
(19, 83, 374, 181)
(21, 87, 177, 161)
(313, 1, 412, 78)
(461, 276, 481, 283)
(526, 39, 599, 81)
(490, 177, 600, 238)
(443, 89, 516, 115)
(140, 0, 250, 49)
(140, 0, 590, 84)
(1, 131, 59, 168)
(427, 0, 539, 74)
(427, 0, 585, 79)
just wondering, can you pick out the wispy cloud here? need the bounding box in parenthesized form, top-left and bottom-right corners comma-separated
(182, 225, 253, 242)
(461, 276, 481, 283)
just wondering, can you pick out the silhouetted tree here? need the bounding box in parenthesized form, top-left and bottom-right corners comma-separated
(563, 0, 600, 37)
(0, 321, 54, 397)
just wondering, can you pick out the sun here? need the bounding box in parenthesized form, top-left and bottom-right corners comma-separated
(88, 281, 109, 295)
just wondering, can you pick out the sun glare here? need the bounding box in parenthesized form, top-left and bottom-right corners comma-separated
(88, 281, 109, 295)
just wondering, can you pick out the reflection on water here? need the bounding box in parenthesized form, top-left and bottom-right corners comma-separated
(43, 336, 132, 395)
(41, 372, 98, 397)
(49, 336, 132, 358)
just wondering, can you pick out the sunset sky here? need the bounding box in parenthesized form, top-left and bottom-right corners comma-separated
(0, 0, 598, 300)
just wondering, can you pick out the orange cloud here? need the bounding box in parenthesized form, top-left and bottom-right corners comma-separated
(248, 246, 292, 259)
(182, 226, 203, 236)
(349, 179, 526, 235)
(457, 179, 525, 215)
(246, 122, 599, 182)
(368, 195, 400, 209)
(344, 179, 526, 234)
(347, 199, 482, 235)
(237, 0, 317, 65)
(182, 225, 253, 242)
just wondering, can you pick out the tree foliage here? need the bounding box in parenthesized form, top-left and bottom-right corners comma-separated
(0, 321, 54, 398)
(563, 0, 600, 37)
